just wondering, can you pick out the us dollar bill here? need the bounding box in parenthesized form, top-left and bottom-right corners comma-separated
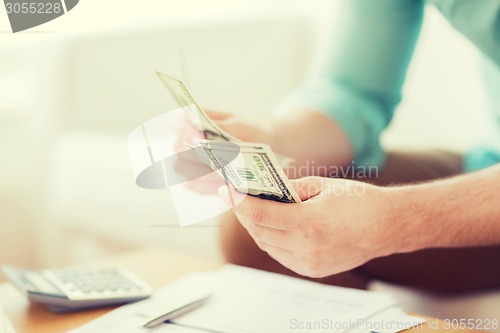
(186, 140, 301, 203)
(157, 72, 242, 142)
(157, 72, 293, 168)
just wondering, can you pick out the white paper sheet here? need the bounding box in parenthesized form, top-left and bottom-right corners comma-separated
(71, 265, 426, 333)
(70, 272, 215, 333)
(0, 302, 16, 333)
(171, 265, 395, 333)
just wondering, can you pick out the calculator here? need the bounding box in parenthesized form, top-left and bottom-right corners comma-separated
(1, 265, 152, 312)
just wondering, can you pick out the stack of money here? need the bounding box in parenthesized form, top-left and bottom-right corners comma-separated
(157, 73, 301, 203)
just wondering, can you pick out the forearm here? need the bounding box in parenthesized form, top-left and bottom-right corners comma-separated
(269, 109, 354, 175)
(390, 164, 500, 253)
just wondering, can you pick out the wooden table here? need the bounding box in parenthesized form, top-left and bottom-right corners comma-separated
(0, 246, 480, 333)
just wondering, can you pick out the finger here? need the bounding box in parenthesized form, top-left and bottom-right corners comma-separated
(174, 141, 205, 164)
(218, 185, 247, 208)
(213, 118, 254, 142)
(173, 156, 209, 174)
(238, 220, 293, 251)
(165, 160, 208, 187)
(257, 242, 307, 275)
(290, 177, 324, 201)
(185, 174, 226, 195)
(267, 254, 300, 274)
(220, 187, 301, 230)
(173, 124, 205, 162)
(171, 114, 203, 138)
(205, 110, 233, 120)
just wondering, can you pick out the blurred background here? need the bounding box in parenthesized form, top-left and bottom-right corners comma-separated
(1, 0, 499, 326)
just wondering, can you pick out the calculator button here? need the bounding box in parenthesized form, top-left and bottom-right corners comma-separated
(42, 268, 152, 301)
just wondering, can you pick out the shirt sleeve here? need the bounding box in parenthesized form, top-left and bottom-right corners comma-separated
(430, 0, 500, 68)
(274, 0, 424, 167)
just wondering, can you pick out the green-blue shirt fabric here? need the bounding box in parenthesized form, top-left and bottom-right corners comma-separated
(277, 0, 500, 171)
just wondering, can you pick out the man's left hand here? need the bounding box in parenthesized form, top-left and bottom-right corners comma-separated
(219, 177, 408, 278)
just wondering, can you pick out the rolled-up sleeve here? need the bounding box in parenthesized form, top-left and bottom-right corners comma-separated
(275, 0, 424, 167)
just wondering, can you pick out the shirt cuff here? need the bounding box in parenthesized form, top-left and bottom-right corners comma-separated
(464, 146, 500, 172)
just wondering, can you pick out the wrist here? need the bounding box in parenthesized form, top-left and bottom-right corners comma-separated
(383, 186, 436, 255)
(266, 118, 289, 154)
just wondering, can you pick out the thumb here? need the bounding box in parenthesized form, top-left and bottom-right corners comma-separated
(290, 177, 324, 201)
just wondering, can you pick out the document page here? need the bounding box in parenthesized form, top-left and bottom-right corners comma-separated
(72, 265, 425, 333)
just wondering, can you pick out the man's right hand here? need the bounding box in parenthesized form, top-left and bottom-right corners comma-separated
(173, 108, 356, 196)
(206, 110, 276, 145)
(172, 110, 277, 196)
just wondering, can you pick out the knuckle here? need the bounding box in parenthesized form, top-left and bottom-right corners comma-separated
(304, 245, 322, 259)
(255, 240, 268, 252)
(249, 225, 261, 239)
(304, 261, 324, 278)
(310, 224, 324, 239)
(298, 221, 324, 240)
(295, 267, 309, 277)
(250, 206, 265, 224)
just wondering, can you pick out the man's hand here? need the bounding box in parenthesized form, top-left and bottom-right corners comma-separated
(173, 109, 357, 192)
(219, 176, 408, 278)
(221, 165, 500, 279)
(205, 111, 275, 144)
(172, 110, 276, 195)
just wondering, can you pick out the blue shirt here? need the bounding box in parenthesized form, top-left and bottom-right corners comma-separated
(277, 0, 500, 171)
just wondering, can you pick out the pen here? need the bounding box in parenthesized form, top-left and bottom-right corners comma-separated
(142, 294, 211, 329)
